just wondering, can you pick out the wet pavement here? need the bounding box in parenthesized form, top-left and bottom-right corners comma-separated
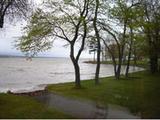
(33, 92, 140, 119)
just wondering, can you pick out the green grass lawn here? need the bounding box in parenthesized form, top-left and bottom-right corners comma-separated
(0, 93, 71, 119)
(48, 71, 160, 118)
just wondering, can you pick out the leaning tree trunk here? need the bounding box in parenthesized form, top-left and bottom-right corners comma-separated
(70, 56, 81, 88)
(73, 61, 81, 88)
(70, 45, 81, 88)
(93, 0, 101, 85)
(0, 0, 13, 28)
(95, 40, 101, 84)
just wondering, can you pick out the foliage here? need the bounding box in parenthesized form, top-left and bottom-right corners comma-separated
(16, 0, 90, 56)
(139, 0, 160, 73)
(16, 0, 90, 87)
(0, 0, 31, 28)
(15, 9, 53, 57)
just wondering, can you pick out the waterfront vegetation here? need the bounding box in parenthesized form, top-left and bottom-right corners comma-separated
(16, 0, 160, 86)
(85, 60, 149, 68)
(0, 93, 71, 119)
(0, 0, 160, 119)
(48, 71, 160, 118)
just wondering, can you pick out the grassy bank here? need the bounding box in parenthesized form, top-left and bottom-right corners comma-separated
(48, 71, 160, 118)
(0, 93, 71, 118)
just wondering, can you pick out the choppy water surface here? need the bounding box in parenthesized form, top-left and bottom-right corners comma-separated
(0, 58, 144, 93)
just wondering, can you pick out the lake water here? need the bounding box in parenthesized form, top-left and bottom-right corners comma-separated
(0, 57, 144, 93)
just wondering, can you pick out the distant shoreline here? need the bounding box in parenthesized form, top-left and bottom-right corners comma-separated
(0, 56, 91, 60)
(0, 55, 69, 59)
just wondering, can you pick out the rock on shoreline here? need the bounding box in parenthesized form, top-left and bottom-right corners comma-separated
(7, 88, 48, 96)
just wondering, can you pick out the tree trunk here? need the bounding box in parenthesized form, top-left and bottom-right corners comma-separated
(116, 57, 122, 79)
(102, 38, 118, 79)
(94, 50, 96, 62)
(70, 56, 81, 88)
(0, 15, 4, 28)
(70, 44, 81, 88)
(0, 0, 12, 28)
(148, 35, 158, 73)
(93, 0, 100, 85)
(113, 62, 118, 78)
(95, 41, 101, 84)
(150, 52, 158, 73)
(150, 27, 159, 73)
(125, 43, 132, 77)
(73, 61, 81, 88)
(116, 46, 124, 79)
(133, 47, 137, 66)
(125, 28, 133, 77)
(116, 19, 127, 79)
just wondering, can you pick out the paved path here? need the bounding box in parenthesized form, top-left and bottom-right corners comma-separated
(33, 92, 140, 119)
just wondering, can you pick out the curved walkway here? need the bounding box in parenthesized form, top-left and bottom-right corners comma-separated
(33, 92, 140, 119)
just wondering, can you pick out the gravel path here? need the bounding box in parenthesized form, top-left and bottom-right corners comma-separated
(33, 92, 140, 119)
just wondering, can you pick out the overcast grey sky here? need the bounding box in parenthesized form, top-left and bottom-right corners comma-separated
(0, 20, 92, 58)
(0, 0, 93, 58)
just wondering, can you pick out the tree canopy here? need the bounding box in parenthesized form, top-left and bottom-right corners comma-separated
(0, 0, 31, 28)
(16, 0, 160, 85)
